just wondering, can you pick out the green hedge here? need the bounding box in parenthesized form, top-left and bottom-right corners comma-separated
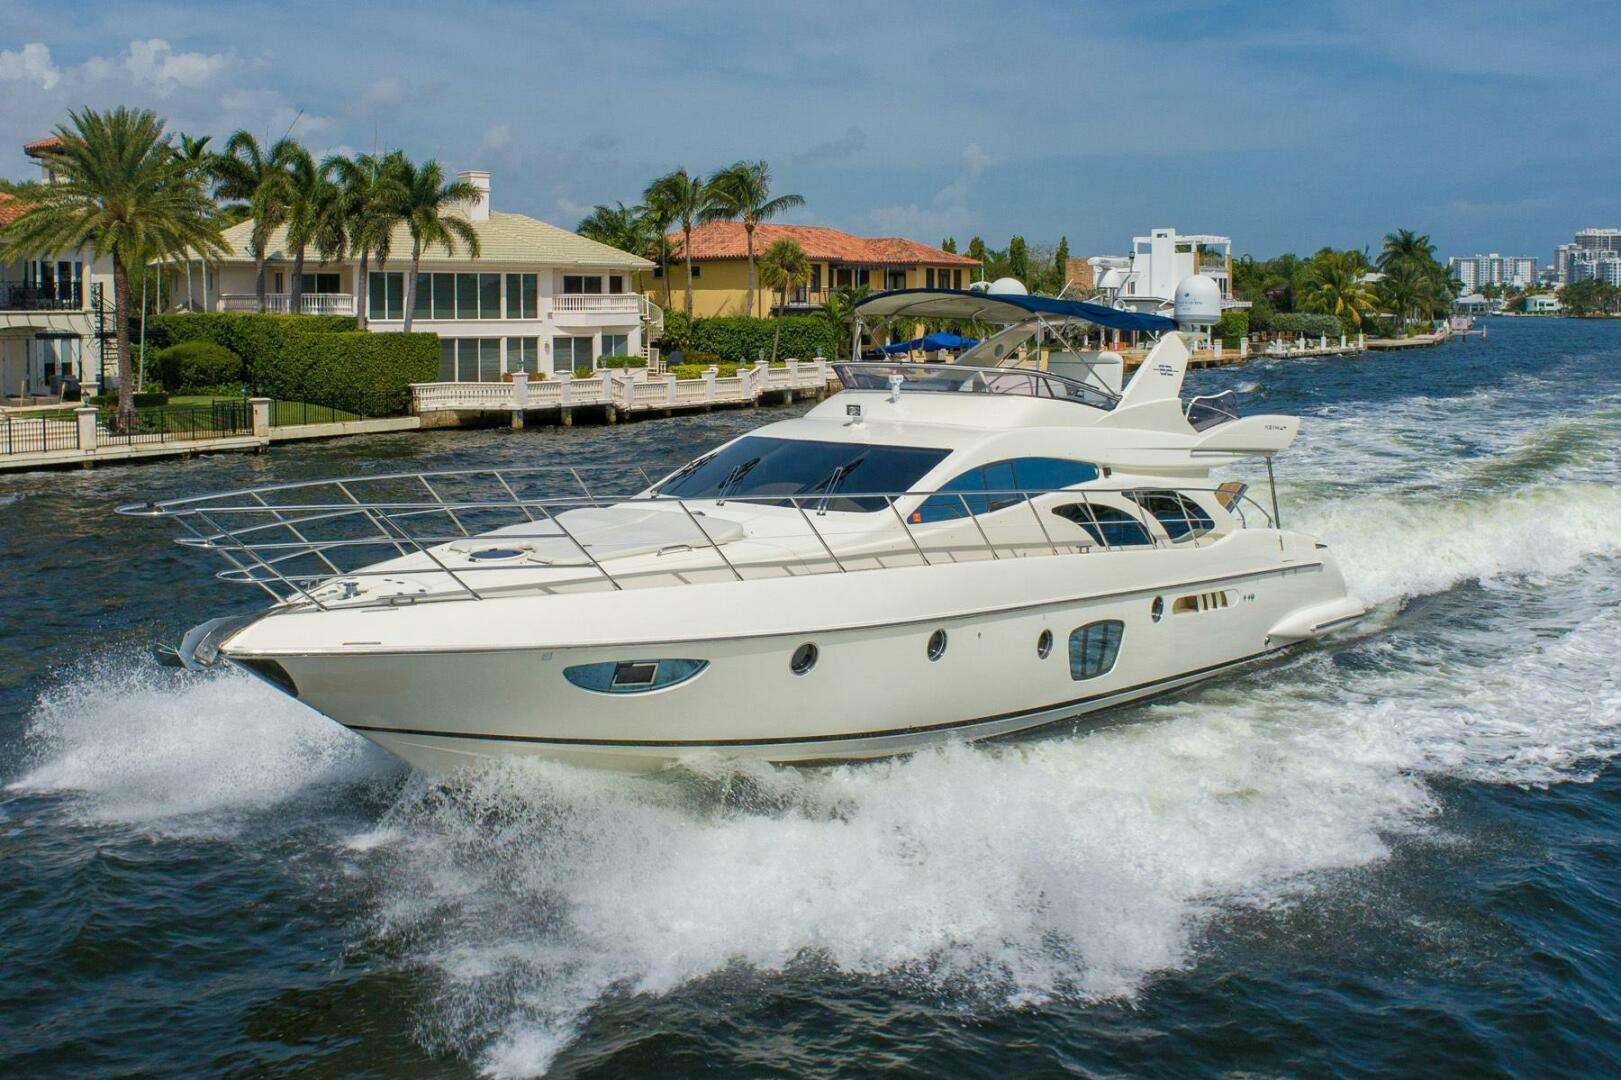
(146, 312, 433, 416)
(1269, 313, 1344, 339)
(670, 363, 742, 379)
(1214, 310, 1249, 346)
(656, 315, 835, 363)
(598, 356, 647, 369)
(151, 340, 243, 393)
(89, 391, 169, 407)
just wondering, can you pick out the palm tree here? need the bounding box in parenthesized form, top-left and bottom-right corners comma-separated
(576, 201, 650, 255)
(758, 238, 810, 361)
(0, 107, 224, 423)
(395, 159, 482, 333)
(704, 161, 805, 318)
(1299, 250, 1379, 329)
(646, 168, 715, 318)
(278, 144, 331, 313)
(325, 151, 406, 331)
(172, 133, 214, 310)
(1378, 264, 1428, 336)
(817, 284, 870, 360)
(214, 131, 300, 312)
(1377, 228, 1435, 274)
(639, 176, 679, 308)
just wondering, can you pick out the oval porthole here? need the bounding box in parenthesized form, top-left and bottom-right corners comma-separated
(1037, 629, 1053, 659)
(927, 629, 948, 661)
(790, 642, 818, 676)
(1151, 596, 1165, 622)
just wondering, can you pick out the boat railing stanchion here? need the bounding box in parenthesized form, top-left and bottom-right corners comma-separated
(249, 489, 344, 577)
(791, 496, 847, 574)
(173, 505, 285, 605)
(1125, 488, 1162, 549)
(887, 495, 931, 567)
(569, 467, 600, 507)
(534, 500, 623, 591)
(194, 505, 330, 610)
(369, 500, 487, 601)
(634, 465, 655, 491)
(334, 480, 410, 557)
(1265, 455, 1282, 529)
(418, 474, 471, 538)
(491, 470, 539, 524)
(1026, 491, 1059, 555)
(960, 494, 999, 560)
(675, 498, 744, 583)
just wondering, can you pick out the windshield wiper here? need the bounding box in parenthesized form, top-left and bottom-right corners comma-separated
(655, 452, 714, 495)
(806, 456, 866, 514)
(715, 456, 762, 504)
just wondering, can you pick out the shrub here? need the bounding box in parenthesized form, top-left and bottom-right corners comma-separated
(598, 356, 647, 369)
(686, 316, 837, 363)
(145, 312, 432, 416)
(1213, 310, 1249, 346)
(655, 310, 694, 352)
(89, 391, 169, 407)
(669, 363, 741, 379)
(1269, 312, 1343, 339)
(151, 340, 244, 393)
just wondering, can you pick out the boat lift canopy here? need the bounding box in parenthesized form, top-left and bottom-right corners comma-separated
(853, 288, 1178, 334)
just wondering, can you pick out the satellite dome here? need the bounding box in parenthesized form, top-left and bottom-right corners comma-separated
(1173, 274, 1222, 327)
(986, 276, 1028, 296)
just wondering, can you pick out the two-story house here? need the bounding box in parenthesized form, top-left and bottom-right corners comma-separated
(0, 137, 117, 402)
(653, 222, 981, 318)
(188, 171, 658, 381)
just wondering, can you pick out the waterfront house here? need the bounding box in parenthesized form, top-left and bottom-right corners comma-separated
(656, 222, 980, 318)
(1088, 228, 1248, 317)
(1526, 294, 1562, 315)
(0, 138, 116, 402)
(177, 171, 658, 381)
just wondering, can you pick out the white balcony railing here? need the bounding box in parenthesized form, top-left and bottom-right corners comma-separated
(552, 293, 642, 315)
(217, 293, 356, 316)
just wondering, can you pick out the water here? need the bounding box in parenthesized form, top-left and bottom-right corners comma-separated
(3, 320, 1618, 1076)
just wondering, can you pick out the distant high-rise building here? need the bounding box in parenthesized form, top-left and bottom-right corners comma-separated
(1570, 258, 1621, 286)
(1448, 253, 1537, 289)
(1557, 229, 1621, 284)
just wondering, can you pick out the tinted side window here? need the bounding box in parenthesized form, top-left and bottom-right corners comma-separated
(1052, 504, 1154, 547)
(913, 457, 1100, 523)
(1130, 491, 1215, 540)
(1069, 620, 1124, 680)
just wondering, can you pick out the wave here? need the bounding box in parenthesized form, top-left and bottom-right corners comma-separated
(7, 654, 393, 836)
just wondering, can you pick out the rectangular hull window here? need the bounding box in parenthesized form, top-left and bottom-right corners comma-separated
(1069, 620, 1124, 681)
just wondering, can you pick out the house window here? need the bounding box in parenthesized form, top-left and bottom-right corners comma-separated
(886, 269, 906, 290)
(432, 273, 455, 319)
(608, 274, 624, 293)
(301, 272, 341, 294)
(272, 271, 285, 293)
(478, 338, 501, 381)
(810, 264, 821, 291)
(926, 268, 936, 289)
(367, 271, 404, 320)
(412, 273, 431, 320)
(438, 338, 502, 381)
(690, 265, 701, 279)
(456, 273, 480, 318)
(835, 267, 852, 288)
(554, 335, 593, 373)
(506, 337, 539, 373)
(652, 266, 663, 278)
(601, 333, 629, 358)
(1069, 620, 1124, 681)
(562, 275, 604, 294)
(953, 269, 963, 289)
(506, 274, 538, 319)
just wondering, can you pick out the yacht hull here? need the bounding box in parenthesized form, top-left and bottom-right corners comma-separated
(220, 532, 1363, 773)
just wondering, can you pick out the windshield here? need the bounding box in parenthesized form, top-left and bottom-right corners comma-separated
(655, 436, 950, 512)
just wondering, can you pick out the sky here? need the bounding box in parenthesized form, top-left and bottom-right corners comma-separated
(1, 0, 1617, 262)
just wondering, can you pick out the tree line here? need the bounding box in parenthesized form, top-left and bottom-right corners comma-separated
(0, 107, 490, 419)
(1231, 229, 1462, 337)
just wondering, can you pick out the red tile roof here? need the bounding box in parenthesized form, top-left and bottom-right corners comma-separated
(671, 221, 979, 267)
(24, 135, 63, 156)
(0, 192, 34, 227)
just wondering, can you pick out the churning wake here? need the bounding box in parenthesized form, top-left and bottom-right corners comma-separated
(8, 355, 1620, 1075)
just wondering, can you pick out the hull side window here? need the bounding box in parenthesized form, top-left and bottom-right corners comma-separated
(1069, 620, 1124, 680)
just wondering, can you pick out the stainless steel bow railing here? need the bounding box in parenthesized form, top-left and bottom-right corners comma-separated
(116, 465, 1276, 612)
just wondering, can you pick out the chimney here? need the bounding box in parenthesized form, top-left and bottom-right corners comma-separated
(458, 170, 491, 222)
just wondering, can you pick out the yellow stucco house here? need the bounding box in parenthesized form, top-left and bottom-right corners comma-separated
(647, 222, 981, 318)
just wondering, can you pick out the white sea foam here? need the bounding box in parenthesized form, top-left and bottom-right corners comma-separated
(9, 659, 391, 834)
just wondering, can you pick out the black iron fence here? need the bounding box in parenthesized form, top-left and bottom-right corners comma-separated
(99, 400, 252, 446)
(0, 415, 80, 455)
(269, 399, 360, 427)
(0, 282, 83, 311)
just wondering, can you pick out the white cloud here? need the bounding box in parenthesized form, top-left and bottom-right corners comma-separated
(0, 42, 62, 90)
(123, 39, 228, 90)
(478, 123, 513, 154)
(866, 142, 991, 238)
(355, 76, 404, 118)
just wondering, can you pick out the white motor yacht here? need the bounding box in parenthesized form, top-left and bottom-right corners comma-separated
(124, 279, 1365, 773)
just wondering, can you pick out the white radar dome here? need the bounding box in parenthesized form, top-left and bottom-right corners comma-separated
(986, 276, 1029, 296)
(1173, 274, 1222, 327)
